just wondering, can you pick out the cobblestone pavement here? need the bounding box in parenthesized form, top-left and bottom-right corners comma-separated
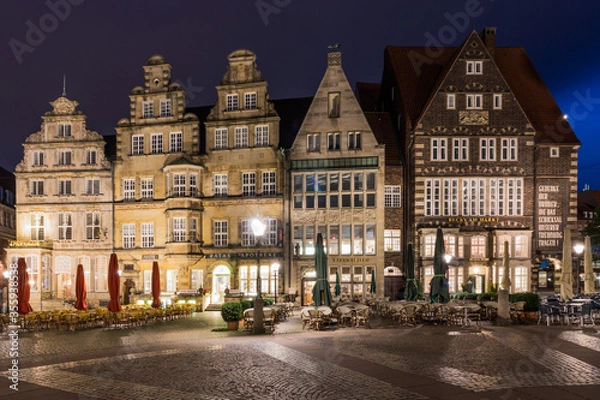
(1, 312, 600, 399)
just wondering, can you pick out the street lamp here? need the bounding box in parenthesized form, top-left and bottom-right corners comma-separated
(574, 243, 584, 294)
(251, 218, 266, 334)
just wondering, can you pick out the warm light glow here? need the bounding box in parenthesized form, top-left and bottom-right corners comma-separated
(563, 114, 568, 120)
(117, 270, 122, 276)
(444, 254, 452, 263)
(473, 267, 481, 274)
(574, 244, 584, 254)
(251, 219, 266, 237)
(3, 271, 10, 279)
(29, 280, 35, 285)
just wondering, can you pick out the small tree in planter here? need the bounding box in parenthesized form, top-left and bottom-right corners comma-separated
(510, 292, 541, 321)
(221, 302, 243, 330)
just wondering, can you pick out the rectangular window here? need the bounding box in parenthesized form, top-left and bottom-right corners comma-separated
(85, 149, 97, 165)
(341, 225, 351, 255)
(493, 94, 502, 109)
(466, 94, 483, 109)
(341, 173, 351, 191)
(365, 225, 376, 255)
(329, 173, 339, 191)
(191, 269, 203, 291)
(226, 94, 239, 111)
(86, 178, 100, 195)
(471, 236, 486, 258)
(95, 256, 108, 292)
(307, 133, 320, 152)
(480, 138, 496, 161)
(425, 179, 441, 216)
(385, 186, 401, 208)
(462, 179, 486, 216)
(141, 178, 154, 199)
(242, 172, 256, 196)
(122, 223, 135, 248)
(214, 220, 228, 246)
(32, 151, 44, 167)
(328, 225, 339, 255)
(328, 92, 341, 118)
(443, 179, 459, 216)
(330, 194, 339, 208)
(384, 229, 401, 251)
(366, 193, 376, 207)
(348, 132, 361, 150)
(262, 171, 276, 196)
(515, 235, 529, 258)
(143, 101, 154, 118)
(123, 179, 135, 200)
(431, 138, 447, 160)
(550, 147, 559, 158)
(265, 218, 278, 246)
(214, 174, 228, 197)
(173, 174, 186, 197)
(366, 172, 376, 190)
(151, 133, 163, 154)
(58, 150, 72, 166)
(255, 125, 269, 147)
(58, 213, 72, 240)
(57, 123, 72, 138)
(466, 60, 482, 74)
(353, 225, 363, 255)
(160, 99, 172, 117)
(327, 132, 340, 150)
(244, 92, 257, 109)
(85, 212, 101, 240)
(501, 138, 517, 161)
(447, 94, 456, 109)
(58, 179, 72, 196)
(173, 217, 186, 242)
(215, 128, 228, 150)
(453, 138, 469, 161)
(169, 132, 183, 152)
(353, 173, 363, 191)
(190, 218, 198, 242)
(305, 226, 315, 255)
(141, 223, 154, 248)
(424, 234, 436, 257)
(235, 127, 248, 148)
(514, 266, 528, 293)
(166, 270, 178, 293)
(241, 220, 255, 247)
(132, 135, 144, 155)
(189, 174, 198, 197)
(31, 180, 44, 196)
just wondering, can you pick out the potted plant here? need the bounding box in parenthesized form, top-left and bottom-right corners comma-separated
(221, 302, 242, 330)
(510, 292, 540, 321)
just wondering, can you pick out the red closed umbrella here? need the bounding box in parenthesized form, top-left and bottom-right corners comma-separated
(151, 261, 161, 309)
(74, 264, 88, 310)
(107, 253, 122, 312)
(17, 258, 33, 315)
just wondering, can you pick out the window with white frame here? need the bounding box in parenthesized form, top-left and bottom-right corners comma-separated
(123, 179, 135, 200)
(144, 270, 152, 293)
(141, 178, 153, 199)
(348, 132, 361, 150)
(226, 94, 239, 111)
(515, 235, 529, 257)
(425, 179, 441, 216)
(32, 150, 44, 167)
(189, 174, 198, 197)
(189, 218, 198, 242)
(462, 178, 486, 216)
(493, 94, 502, 109)
(241, 220, 255, 247)
(447, 94, 456, 109)
(328, 132, 340, 150)
(85, 149, 97, 165)
(191, 269, 203, 291)
(214, 220, 228, 246)
(384, 186, 401, 208)
(214, 174, 228, 197)
(173, 174, 186, 197)
(497, 235, 511, 257)
(447, 235, 464, 258)
(166, 269, 178, 292)
(443, 179, 459, 216)
(169, 132, 183, 152)
(58, 213, 72, 240)
(235, 126, 248, 148)
(122, 224, 135, 248)
(58, 179, 72, 196)
(86, 212, 101, 240)
(264, 218, 278, 246)
(151, 133, 163, 154)
(365, 225, 376, 255)
(453, 138, 468, 161)
(550, 147, 559, 158)
(384, 229, 401, 251)
(95, 256, 108, 292)
(466, 60, 482, 74)
(480, 138, 496, 161)
(244, 92, 257, 109)
(242, 172, 256, 196)
(58, 150, 72, 166)
(172, 217, 186, 242)
(262, 171, 276, 196)
(431, 138, 447, 160)
(22, 255, 39, 291)
(215, 128, 228, 149)
(57, 123, 72, 138)
(307, 133, 320, 152)
(86, 178, 100, 195)
(132, 135, 144, 155)
(501, 138, 517, 161)
(514, 266, 529, 292)
(143, 101, 154, 118)
(466, 94, 483, 109)
(30, 180, 44, 196)
(507, 179, 522, 216)
(141, 223, 154, 248)
(471, 235, 486, 258)
(160, 99, 172, 117)
(424, 234, 436, 257)
(255, 125, 269, 147)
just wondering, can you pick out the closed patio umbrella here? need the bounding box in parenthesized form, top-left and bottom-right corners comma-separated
(17, 258, 33, 314)
(74, 264, 88, 311)
(312, 233, 333, 306)
(560, 228, 573, 301)
(151, 261, 161, 308)
(404, 243, 419, 301)
(107, 253, 122, 312)
(583, 236, 595, 294)
(429, 228, 450, 303)
(369, 269, 376, 294)
(335, 271, 341, 297)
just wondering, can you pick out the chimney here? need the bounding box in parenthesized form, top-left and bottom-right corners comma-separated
(480, 27, 496, 58)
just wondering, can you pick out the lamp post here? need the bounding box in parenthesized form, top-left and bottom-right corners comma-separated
(574, 243, 584, 294)
(251, 219, 266, 334)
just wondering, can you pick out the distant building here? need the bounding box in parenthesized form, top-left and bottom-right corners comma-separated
(0, 166, 16, 274)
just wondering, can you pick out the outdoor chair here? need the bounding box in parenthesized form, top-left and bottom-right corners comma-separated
(400, 304, 421, 326)
(307, 309, 324, 330)
(264, 309, 276, 332)
(567, 303, 595, 327)
(355, 307, 371, 328)
(243, 309, 254, 331)
(537, 304, 563, 326)
(510, 301, 526, 323)
(337, 306, 355, 327)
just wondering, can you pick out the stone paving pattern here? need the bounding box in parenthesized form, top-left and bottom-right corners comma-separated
(1, 311, 600, 399)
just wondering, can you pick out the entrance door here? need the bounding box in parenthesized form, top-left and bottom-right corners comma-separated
(384, 276, 404, 300)
(212, 265, 230, 304)
(301, 279, 316, 306)
(57, 273, 72, 299)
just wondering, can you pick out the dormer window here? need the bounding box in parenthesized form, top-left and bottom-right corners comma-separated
(160, 99, 172, 117)
(226, 94, 239, 111)
(348, 132, 361, 150)
(447, 94, 456, 109)
(85, 149, 97, 165)
(58, 150, 72, 166)
(466, 94, 483, 109)
(550, 147, 559, 158)
(57, 123, 72, 138)
(493, 94, 503, 109)
(142, 101, 154, 118)
(244, 92, 257, 109)
(466, 61, 482, 75)
(307, 133, 320, 152)
(32, 151, 44, 167)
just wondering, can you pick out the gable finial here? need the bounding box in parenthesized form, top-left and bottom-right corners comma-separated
(62, 74, 66, 97)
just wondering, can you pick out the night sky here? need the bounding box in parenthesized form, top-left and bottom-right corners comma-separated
(1, 1, 599, 189)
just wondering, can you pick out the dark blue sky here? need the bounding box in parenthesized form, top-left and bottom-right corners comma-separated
(1, 1, 599, 189)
